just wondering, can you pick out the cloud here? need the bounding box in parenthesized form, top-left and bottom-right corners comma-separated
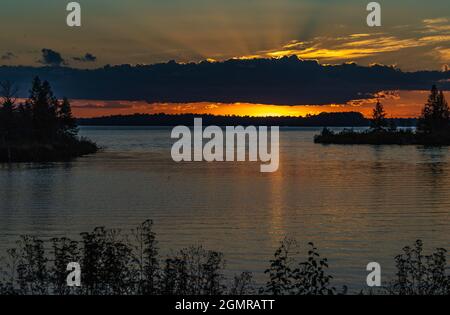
(419, 35, 450, 44)
(234, 15, 450, 69)
(236, 19, 450, 69)
(72, 102, 131, 109)
(1, 58, 448, 106)
(73, 53, 97, 62)
(422, 18, 450, 33)
(0, 56, 450, 106)
(1, 52, 16, 60)
(238, 34, 426, 62)
(40, 48, 65, 66)
(431, 47, 450, 63)
(423, 18, 449, 24)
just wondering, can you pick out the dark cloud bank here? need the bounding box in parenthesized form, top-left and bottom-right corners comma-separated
(0, 56, 449, 105)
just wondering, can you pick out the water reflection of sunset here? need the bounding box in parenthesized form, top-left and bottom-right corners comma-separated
(70, 90, 450, 119)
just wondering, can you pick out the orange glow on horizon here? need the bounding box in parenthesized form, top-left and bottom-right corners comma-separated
(69, 90, 450, 119)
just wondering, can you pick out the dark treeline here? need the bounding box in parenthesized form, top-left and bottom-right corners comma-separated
(79, 112, 368, 127)
(315, 85, 450, 145)
(78, 112, 417, 127)
(0, 78, 97, 162)
(0, 220, 448, 295)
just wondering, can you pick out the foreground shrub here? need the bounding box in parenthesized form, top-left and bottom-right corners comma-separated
(385, 240, 449, 295)
(0, 222, 447, 295)
(262, 239, 343, 295)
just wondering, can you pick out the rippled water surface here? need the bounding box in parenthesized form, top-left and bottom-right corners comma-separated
(1, 126, 449, 290)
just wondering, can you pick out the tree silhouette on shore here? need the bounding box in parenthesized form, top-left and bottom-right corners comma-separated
(371, 99, 388, 131)
(0, 81, 18, 143)
(418, 85, 450, 133)
(0, 77, 78, 144)
(316, 85, 450, 145)
(0, 77, 97, 162)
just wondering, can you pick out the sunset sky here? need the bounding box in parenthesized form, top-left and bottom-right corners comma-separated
(0, 1, 449, 118)
(67, 90, 450, 119)
(0, 0, 448, 70)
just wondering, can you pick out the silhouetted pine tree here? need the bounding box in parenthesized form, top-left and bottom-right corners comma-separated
(418, 85, 450, 133)
(0, 78, 97, 162)
(2, 77, 80, 142)
(58, 97, 78, 137)
(0, 81, 17, 143)
(30, 78, 59, 140)
(371, 99, 387, 131)
(16, 102, 33, 140)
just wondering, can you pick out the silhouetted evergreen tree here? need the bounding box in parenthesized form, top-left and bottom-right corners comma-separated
(1, 79, 91, 140)
(418, 85, 450, 133)
(0, 78, 96, 162)
(28, 77, 58, 140)
(58, 97, 78, 137)
(16, 102, 33, 140)
(371, 99, 387, 131)
(0, 81, 18, 143)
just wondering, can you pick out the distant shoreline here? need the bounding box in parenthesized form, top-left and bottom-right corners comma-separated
(77, 112, 417, 127)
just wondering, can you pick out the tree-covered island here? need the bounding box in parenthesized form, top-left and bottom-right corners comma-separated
(315, 85, 450, 145)
(0, 77, 98, 162)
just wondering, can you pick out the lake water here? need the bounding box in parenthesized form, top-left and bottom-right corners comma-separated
(0, 126, 449, 291)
